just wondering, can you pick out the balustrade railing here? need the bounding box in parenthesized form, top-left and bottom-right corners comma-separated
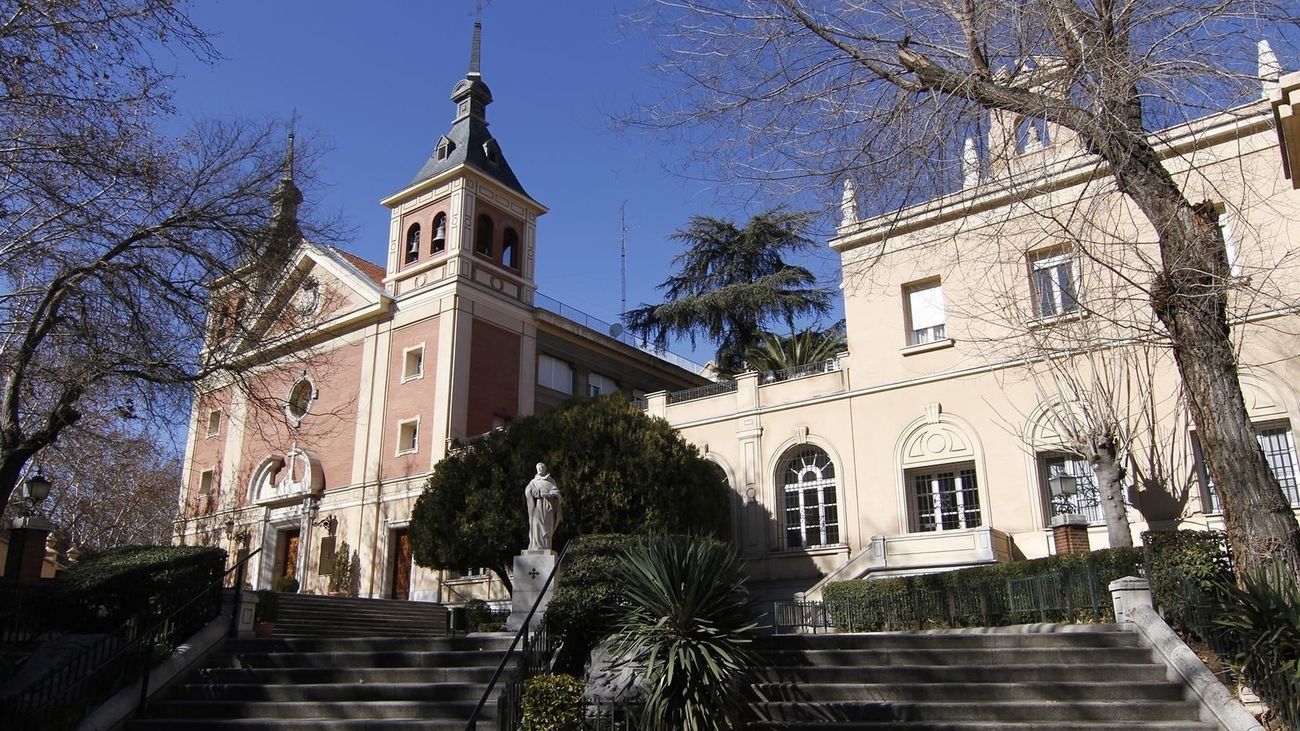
(666, 379, 738, 404)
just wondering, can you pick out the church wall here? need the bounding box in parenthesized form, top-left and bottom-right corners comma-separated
(378, 315, 441, 478)
(185, 387, 233, 514)
(466, 318, 522, 435)
(236, 339, 365, 504)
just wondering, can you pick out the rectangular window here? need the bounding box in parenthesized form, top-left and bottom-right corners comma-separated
(1041, 453, 1103, 523)
(587, 372, 617, 397)
(1029, 249, 1080, 318)
(206, 409, 222, 438)
(537, 354, 574, 395)
(397, 419, 419, 455)
(198, 469, 215, 512)
(1218, 210, 1240, 277)
(455, 567, 487, 579)
(905, 280, 947, 345)
(402, 345, 425, 381)
(911, 464, 981, 532)
(1199, 424, 1300, 511)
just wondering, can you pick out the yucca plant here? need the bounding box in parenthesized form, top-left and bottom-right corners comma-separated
(1212, 562, 1300, 729)
(609, 535, 759, 731)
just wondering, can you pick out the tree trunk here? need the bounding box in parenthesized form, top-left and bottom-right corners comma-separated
(492, 563, 513, 594)
(1088, 127, 1300, 583)
(1090, 440, 1133, 548)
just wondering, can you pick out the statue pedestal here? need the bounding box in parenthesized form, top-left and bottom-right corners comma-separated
(505, 549, 557, 632)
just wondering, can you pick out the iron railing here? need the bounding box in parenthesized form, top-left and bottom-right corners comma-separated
(580, 699, 643, 730)
(0, 548, 260, 730)
(773, 565, 1118, 634)
(533, 293, 705, 375)
(666, 379, 738, 405)
(1152, 573, 1298, 731)
(465, 542, 571, 731)
(760, 358, 842, 385)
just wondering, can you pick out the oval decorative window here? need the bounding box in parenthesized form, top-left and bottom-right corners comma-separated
(286, 378, 314, 424)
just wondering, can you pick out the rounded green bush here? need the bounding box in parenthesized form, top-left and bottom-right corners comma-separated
(521, 673, 586, 731)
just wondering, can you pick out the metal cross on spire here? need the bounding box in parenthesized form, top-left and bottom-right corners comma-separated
(468, 0, 488, 77)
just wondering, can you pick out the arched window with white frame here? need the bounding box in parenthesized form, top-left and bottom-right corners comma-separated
(779, 445, 839, 549)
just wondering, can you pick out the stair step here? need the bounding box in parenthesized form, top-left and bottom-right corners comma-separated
(755, 663, 1169, 683)
(749, 681, 1185, 703)
(130, 721, 469, 730)
(197, 666, 497, 684)
(207, 649, 505, 668)
(756, 631, 1140, 650)
(145, 700, 486, 720)
(750, 700, 1201, 723)
(169, 682, 484, 702)
(743, 717, 1216, 723)
(759, 647, 1154, 666)
(224, 637, 510, 653)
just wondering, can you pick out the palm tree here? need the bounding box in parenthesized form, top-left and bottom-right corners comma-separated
(745, 323, 847, 378)
(622, 209, 834, 374)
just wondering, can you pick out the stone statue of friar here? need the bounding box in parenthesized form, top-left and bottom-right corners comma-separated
(525, 462, 562, 551)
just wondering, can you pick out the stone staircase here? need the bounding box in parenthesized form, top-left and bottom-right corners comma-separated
(273, 593, 450, 638)
(746, 624, 1215, 730)
(127, 595, 510, 730)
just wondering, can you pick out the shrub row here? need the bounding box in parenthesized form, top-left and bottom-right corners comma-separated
(821, 546, 1146, 631)
(59, 545, 227, 631)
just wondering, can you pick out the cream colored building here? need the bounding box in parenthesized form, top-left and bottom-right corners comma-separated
(649, 69, 1300, 600)
(179, 29, 1300, 607)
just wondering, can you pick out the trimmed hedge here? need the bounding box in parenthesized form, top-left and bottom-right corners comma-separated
(1141, 529, 1232, 629)
(521, 674, 586, 731)
(545, 534, 639, 675)
(59, 545, 227, 630)
(822, 546, 1145, 631)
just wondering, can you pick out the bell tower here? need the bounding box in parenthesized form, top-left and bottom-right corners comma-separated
(378, 21, 546, 304)
(377, 21, 546, 452)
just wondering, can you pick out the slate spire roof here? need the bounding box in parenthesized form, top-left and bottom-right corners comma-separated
(406, 21, 530, 199)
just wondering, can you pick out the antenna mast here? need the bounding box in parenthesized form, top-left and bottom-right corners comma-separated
(619, 201, 628, 317)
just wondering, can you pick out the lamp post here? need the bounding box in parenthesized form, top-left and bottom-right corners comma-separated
(1047, 468, 1090, 555)
(4, 472, 56, 583)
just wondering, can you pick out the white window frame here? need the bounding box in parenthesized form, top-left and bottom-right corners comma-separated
(904, 279, 947, 346)
(1217, 208, 1240, 277)
(396, 417, 421, 456)
(1029, 249, 1080, 319)
(402, 343, 426, 382)
(909, 463, 982, 533)
(1039, 452, 1103, 524)
(780, 446, 840, 550)
(587, 372, 617, 397)
(205, 409, 222, 438)
(537, 354, 574, 395)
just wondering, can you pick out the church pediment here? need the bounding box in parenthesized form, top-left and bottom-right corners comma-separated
(219, 243, 391, 355)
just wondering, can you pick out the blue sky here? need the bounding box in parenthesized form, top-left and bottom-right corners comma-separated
(164, 1, 844, 363)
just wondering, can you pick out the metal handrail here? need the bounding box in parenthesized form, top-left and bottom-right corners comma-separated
(2, 548, 258, 730)
(134, 547, 262, 716)
(465, 542, 571, 731)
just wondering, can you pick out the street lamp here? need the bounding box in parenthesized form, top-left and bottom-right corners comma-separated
(1048, 471, 1079, 499)
(24, 472, 51, 505)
